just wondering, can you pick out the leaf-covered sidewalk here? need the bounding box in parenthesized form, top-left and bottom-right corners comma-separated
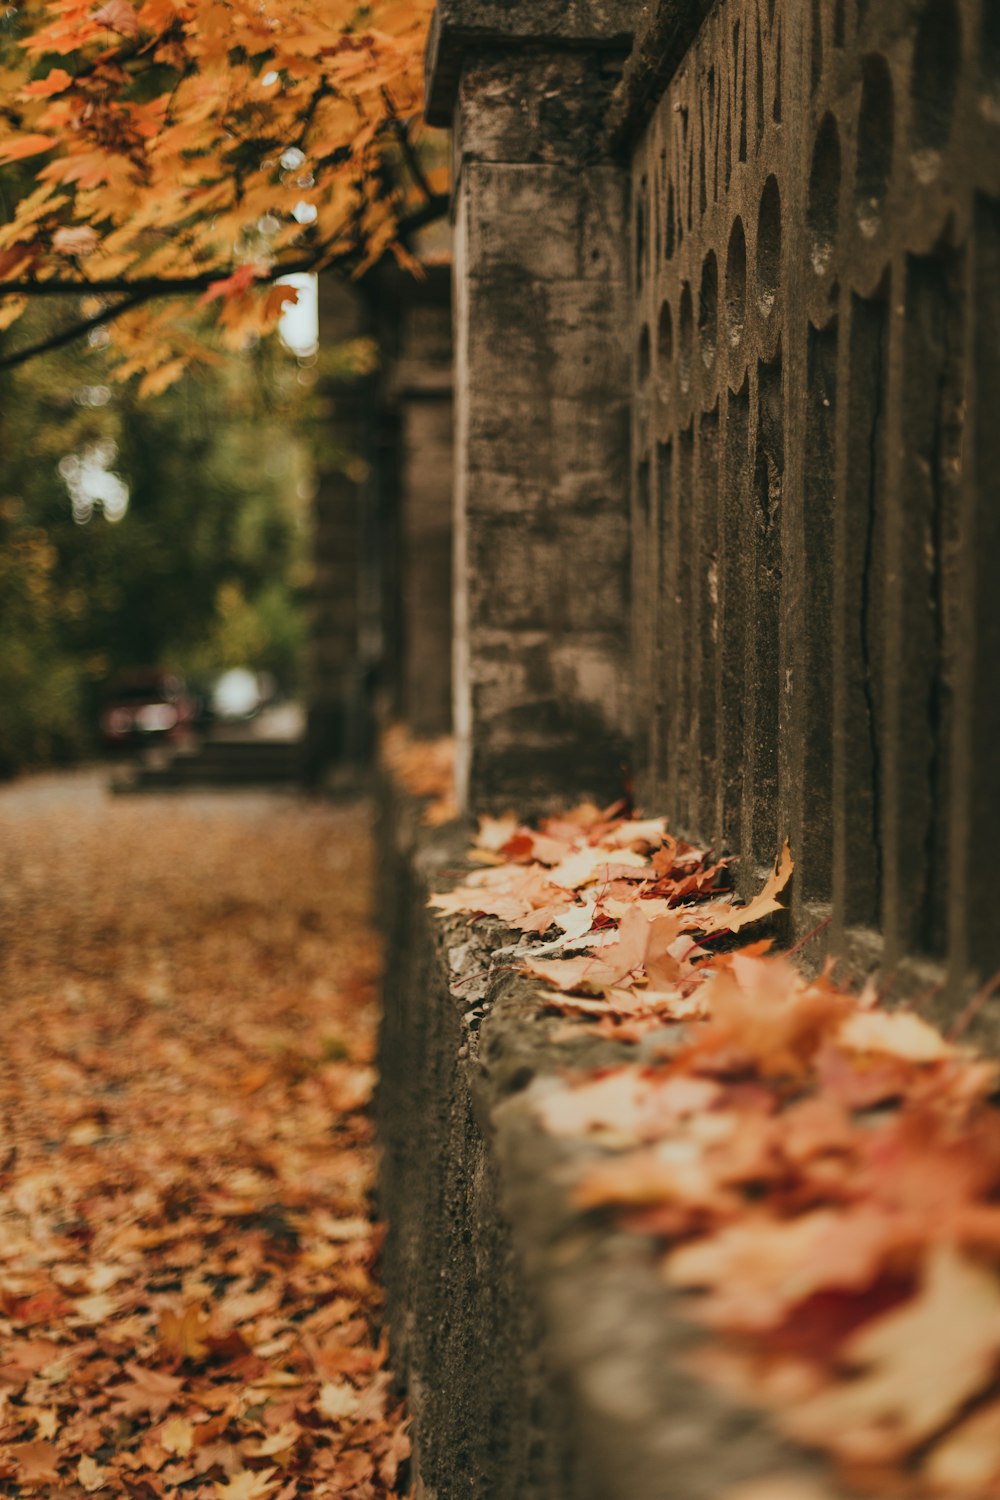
(0, 773, 408, 1498)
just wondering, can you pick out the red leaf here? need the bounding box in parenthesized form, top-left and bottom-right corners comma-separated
(198, 264, 260, 307)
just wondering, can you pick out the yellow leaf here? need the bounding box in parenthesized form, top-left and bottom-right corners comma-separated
(0, 297, 28, 332)
(158, 1414, 194, 1456)
(138, 357, 189, 399)
(77, 1455, 107, 1492)
(213, 1469, 278, 1499)
(318, 1380, 360, 1422)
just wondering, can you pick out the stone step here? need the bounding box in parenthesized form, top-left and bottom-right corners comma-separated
(112, 738, 305, 793)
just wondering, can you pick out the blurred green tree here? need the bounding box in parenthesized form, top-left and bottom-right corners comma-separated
(0, 301, 313, 775)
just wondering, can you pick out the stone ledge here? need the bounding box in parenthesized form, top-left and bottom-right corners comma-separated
(604, 0, 714, 146)
(376, 775, 853, 1500)
(425, 0, 640, 125)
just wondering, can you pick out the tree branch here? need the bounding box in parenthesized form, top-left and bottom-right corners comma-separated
(0, 290, 149, 370)
(0, 259, 318, 299)
(381, 91, 435, 206)
(0, 195, 449, 300)
(0, 195, 449, 370)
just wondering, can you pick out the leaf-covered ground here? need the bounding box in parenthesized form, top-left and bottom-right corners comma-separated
(0, 772, 408, 1498)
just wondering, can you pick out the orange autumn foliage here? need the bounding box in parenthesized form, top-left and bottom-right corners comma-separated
(0, 0, 442, 387)
(429, 801, 1000, 1496)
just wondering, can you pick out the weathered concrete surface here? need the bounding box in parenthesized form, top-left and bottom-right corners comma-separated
(426, 0, 640, 126)
(625, 0, 1000, 1004)
(435, 13, 635, 813)
(376, 780, 852, 1500)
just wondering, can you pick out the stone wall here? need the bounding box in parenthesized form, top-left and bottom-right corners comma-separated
(374, 2, 1000, 1495)
(625, 0, 1000, 996)
(412, 0, 1000, 994)
(377, 778, 851, 1500)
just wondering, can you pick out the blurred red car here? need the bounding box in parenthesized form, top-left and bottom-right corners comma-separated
(100, 670, 195, 748)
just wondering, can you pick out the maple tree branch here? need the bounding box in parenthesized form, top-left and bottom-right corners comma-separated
(0, 290, 148, 370)
(0, 263, 313, 299)
(381, 91, 435, 205)
(0, 195, 449, 301)
(0, 195, 449, 369)
(294, 79, 334, 153)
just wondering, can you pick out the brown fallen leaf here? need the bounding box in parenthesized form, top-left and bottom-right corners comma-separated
(925, 1396, 1000, 1491)
(537, 1071, 719, 1146)
(719, 1477, 842, 1500)
(664, 1207, 906, 1331)
(158, 1414, 194, 1457)
(77, 1454, 107, 1492)
(157, 1301, 213, 1363)
(523, 906, 684, 995)
(783, 1245, 1000, 1462)
(10, 1440, 62, 1484)
(113, 1362, 186, 1417)
(835, 1008, 954, 1063)
(700, 840, 793, 934)
(214, 1470, 278, 1499)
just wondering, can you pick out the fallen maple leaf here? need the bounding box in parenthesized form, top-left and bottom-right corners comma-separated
(523, 905, 682, 995)
(537, 1071, 719, 1147)
(835, 1008, 954, 1063)
(319, 1379, 361, 1422)
(924, 1395, 1000, 1491)
(242, 1422, 300, 1458)
(783, 1245, 1000, 1461)
(11, 1440, 61, 1483)
(214, 1470, 278, 1499)
(476, 814, 519, 852)
(664, 1207, 904, 1331)
(695, 955, 848, 1076)
(158, 1301, 213, 1363)
(113, 1362, 185, 1416)
(701, 840, 793, 934)
(77, 1453, 107, 1492)
(158, 1414, 194, 1456)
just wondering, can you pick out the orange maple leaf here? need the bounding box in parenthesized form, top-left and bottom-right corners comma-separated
(0, 133, 56, 164)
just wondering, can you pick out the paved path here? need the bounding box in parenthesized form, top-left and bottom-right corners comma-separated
(0, 773, 408, 1498)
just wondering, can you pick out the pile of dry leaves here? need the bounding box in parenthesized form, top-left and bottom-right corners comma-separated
(0, 776, 408, 1499)
(432, 801, 1000, 1499)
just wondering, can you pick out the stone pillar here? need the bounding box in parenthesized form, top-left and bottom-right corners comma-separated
(373, 265, 454, 740)
(426, 0, 638, 812)
(304, 275, 373, 784)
